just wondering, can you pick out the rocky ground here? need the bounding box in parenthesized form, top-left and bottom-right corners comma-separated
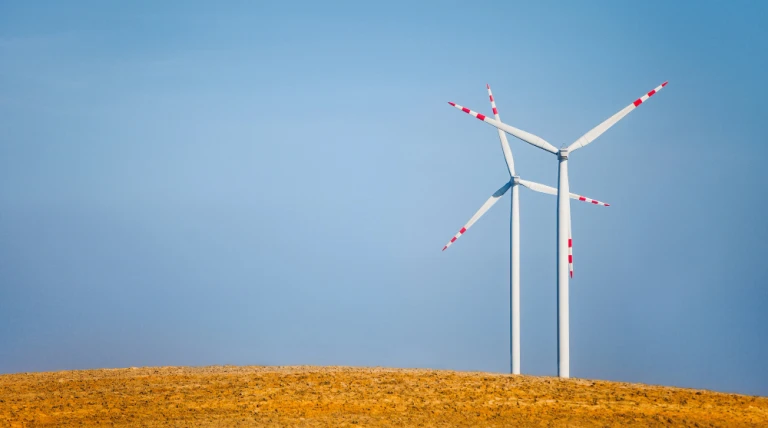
(1, 365, 766, 427)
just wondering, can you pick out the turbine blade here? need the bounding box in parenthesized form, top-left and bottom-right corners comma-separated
(568, 81, 668, 152)
(448, 101, 558, 154)
(518, 179, 557, 196)
(442, 181, 512, 251)
(487, 84, 516, 176)
(518, 179, 610, 206)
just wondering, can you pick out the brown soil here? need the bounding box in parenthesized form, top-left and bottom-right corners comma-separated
(0, 366, 766, 427)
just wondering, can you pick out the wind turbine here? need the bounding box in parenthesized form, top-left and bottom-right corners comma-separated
(442, 84, 609, 375)
(448, 81, 668, 378)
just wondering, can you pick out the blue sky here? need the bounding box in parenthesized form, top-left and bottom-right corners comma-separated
(1, 1, 766, 396)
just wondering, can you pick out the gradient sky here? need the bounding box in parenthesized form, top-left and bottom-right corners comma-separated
(1, 1, 766, 396)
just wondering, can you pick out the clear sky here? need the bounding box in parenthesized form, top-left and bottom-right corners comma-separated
(1, 1, 766, 396)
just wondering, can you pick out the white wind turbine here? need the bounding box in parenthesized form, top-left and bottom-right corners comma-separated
(442, 84, 609, 375)
(448, 81, 668, 378)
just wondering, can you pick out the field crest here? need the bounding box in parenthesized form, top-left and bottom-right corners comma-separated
(1, 366, 766, 427)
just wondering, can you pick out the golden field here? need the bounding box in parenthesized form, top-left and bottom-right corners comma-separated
(1, 366, 766, 427)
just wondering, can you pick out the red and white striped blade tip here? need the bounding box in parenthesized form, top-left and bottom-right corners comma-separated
(486, 86, 498, 115)
(633, 81, 669, 107)
(442, 227, 467, 251)
(447, 102, 490, 121)
(576, 195, 610, 207)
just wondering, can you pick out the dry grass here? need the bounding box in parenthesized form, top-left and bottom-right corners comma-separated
(1, 366, 766, 427)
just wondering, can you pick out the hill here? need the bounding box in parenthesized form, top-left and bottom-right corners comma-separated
(1, 366, 766, 426)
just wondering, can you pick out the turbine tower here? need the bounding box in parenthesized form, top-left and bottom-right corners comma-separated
(448, 81, 668, 378)
(442, 84, 609, 375)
